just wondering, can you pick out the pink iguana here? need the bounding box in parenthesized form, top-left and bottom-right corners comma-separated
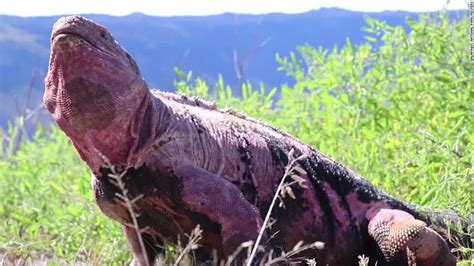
(44, 16, 471, 265)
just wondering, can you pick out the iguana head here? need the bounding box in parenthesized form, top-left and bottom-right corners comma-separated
(44, 16, 150, 171)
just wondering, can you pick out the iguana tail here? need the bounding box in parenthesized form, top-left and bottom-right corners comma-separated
(420, 209, 473, 259)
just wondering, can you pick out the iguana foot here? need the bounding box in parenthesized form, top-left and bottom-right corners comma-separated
(367, 208, 455, 266)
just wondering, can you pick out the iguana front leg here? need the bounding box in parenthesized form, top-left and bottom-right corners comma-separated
(123, 225, 163, 266)
(367, 208, 456, 266)
(175, 161, 267, 255)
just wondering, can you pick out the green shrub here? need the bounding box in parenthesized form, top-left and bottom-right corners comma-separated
(0, 126, 130, 264)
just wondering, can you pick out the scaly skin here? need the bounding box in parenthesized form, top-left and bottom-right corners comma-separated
(44, 16, 470, 265)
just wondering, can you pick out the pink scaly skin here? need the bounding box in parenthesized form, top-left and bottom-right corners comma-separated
(44, 16, 469, 265)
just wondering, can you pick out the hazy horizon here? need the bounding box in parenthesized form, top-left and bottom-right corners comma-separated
(0, 0, 468, 17)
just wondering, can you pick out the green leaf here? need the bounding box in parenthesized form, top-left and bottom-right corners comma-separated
(364, 36, 377, 42)
(435, 75, 451, 83)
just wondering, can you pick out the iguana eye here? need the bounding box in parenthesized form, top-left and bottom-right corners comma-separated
(100, 31, 108, 40)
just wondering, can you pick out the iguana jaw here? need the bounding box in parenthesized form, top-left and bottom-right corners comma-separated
(44, 16, 151, 172)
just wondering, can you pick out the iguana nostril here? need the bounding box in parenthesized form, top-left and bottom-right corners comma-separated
(54, 34, 77, 50)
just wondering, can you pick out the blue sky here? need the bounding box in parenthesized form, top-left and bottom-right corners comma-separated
(0, 0, 468, 16)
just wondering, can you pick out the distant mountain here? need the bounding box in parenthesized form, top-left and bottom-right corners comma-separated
(0, 8, 466, 127)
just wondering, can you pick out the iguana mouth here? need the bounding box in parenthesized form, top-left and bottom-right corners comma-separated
(52, 31, 79, 41)
(52, 26, 83, 41)
(52, 31, 102, 52)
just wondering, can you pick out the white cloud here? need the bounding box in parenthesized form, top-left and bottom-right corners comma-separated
(0, 0, 468, 17)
